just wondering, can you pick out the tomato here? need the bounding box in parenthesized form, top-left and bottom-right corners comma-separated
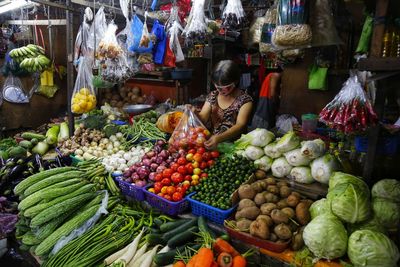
(188, 149, 196, 154)
(191, 180, 199, 186)
(211, 151, 220, 158)
(207, 160, 215, 167)
(192, 161, 199, 168)
(196, 137, 206, 146)
(184, 175, 192, 181)
(192, 174, 199, 180)
(185, 163, 194, 174)
(164, 195, 172, 201)
(148, 188, 155, 193)
(182, 180, 191, 187)
(154, 182, 163, 193)
(171, 172, 184, 184)
(193, 168, 201, 175)
(197, 147, 206, 154)
(193, 153, 203, 163)
(195, 126, 204, 133)
(161, 178, 171, 186)
(166, 186, 176, 195)
(161, 186, 168, 194)
(172, 192, 183, 202)
(177, 166, 187, 175)
(176, 186, 185, 194)
(177, 157, 187, 165)
(155, 174, 163, 182)
(185, 153, 194, 162)
(162, 168, 173, 178)
(203, 129, 211, 136)
(158, 193, 164, 197)
(178, 138, 188, 148)
(200, 162, 208, 170)
(170, 163, 179, 172)
(202, 152, 211, 161)
(200, 172, 208, 179)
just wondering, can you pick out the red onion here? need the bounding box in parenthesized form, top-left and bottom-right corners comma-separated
(156, 165, 166, 173)
(146, 151, 156, 158)
(155, 156, 164, 165)
(178, 149, 186, 156)
(157, 140, 166, 146)
(142, 158, 152, 167)
(166, 158, 172, 164)
(131, 173, 139, 181)
(123, 170, 132, 178)
(159, 150, 169, 159)
(137, 166, 150, 179)
(150, 163, 159, 171)
(135, 180, 147, 187)
(154, 145, 162, 153)
(149, 172, 156, 181)
(126, 178, 133, 183)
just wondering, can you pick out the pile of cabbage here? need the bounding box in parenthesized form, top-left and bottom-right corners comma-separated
(304, 176, 400, 265)
(236, 130, 339, 184)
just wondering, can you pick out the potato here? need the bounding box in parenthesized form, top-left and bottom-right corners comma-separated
(235, 206, 260, 220)
(277, 181, 289, 187)
(265, 177, 276, 185)
(260, 203, 277, 216)
(264, 192, 279, 203)
(250, 219, 270, 239)
(251, 182, 264, 194)
(267, 185, 279, 195)
(111, 94, 121, 101)
(271, 209, 289, 224)
(257, 215, 273, 227)
(259, 180, 268, 189)
(238, 184, 256, 200)
(255, 169, 267, 180)
(277, 199, 288, 209)
(279, 186, 292, 198)
(301, 199, 314, 208)
(238, 199, 256, 211)
(116, 101, 124, 108)
(291, 232, 304, 251)
(281, 207, 295, 218)
(291, 192, 301, 198)
(236, 218, 252, 232)
(296, 202, 311, 225)
(254, 193, 266, 206)
(287, 193, 300, 207)
(269, 233, 278, 242)
(274, 223, 292, 240)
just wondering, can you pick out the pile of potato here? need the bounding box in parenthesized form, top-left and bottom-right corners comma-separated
(101, 86, 145, 108)
(230, 175, 313, 251)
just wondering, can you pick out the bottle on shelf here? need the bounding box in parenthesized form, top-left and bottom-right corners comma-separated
(335, 142, 353, 174)
(382, 27, 392, 58)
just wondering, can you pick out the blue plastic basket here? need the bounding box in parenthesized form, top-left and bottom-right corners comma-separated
(114, 177, 147, 201)
(144, 185, 193, 216)
(111, 120, 128, 126)
(187, 194, 237, 225)
(355, 136, 399, 155)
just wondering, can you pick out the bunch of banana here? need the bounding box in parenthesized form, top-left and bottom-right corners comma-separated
(9, 44, 45, 63)
(20, 55, 51, 72)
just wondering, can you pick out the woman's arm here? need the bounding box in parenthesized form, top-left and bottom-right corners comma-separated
(205, 102, 253, 149)
(197, 101, 212, 125)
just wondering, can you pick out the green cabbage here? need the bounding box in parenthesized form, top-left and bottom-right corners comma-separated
(327, 183, 371, 223)
(309, 198, 330, 219)
(254, 155, 273, 172)
(371, 179, 400, 203)
(329, 172, 369, 192)
(303, 214, 348, 260)
(372, 197, 400, 228)
(348, 230, 399, 267)
(347, 215, 387, 235)
(275, 131, 300, 153)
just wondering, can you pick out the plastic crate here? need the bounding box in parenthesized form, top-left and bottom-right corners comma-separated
(69, 154, 82, 166)
(144, 185, 193, 216)
(187, 194, 237, 225)
(114, 177, 147, 201)
(111, 120, 128, 126)
(355, 136, 398, 155)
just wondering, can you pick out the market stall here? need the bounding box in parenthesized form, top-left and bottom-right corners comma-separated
(0, 0, 400, 266)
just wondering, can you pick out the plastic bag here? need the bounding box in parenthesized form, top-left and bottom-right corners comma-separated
(276, 114, 298, 134)
(167, 6, 184, 62)
(168, 106, 211, 150)
(71, 57, 96, 114)
(308, 64, 328, 90)
(2, 74, 29, 104)
(130, 15, 154, 53)
(152, 20, 167, 64)
(222, 0, 247, 30)
(88, 6, 107, 53)
(74, 7, 93, 64)
(260, 6, 277, 54)
(183, 0, 208, 44)
(98, 22, 123, 59)
(36, 67, 59, 98)
(319, 73, 378, 133)
(356, 15, 373, 54)
(164, 37, 176, 67)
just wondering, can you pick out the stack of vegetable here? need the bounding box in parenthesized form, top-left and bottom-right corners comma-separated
(303, 174, 400, 265)
(119, 118, 166, 148)
(102, 145, 148, 174)
(13, 167, 109, 257)
(0, 138, 20, 159)
(227, 177, 312, 251)
(100, 86, 147, 107)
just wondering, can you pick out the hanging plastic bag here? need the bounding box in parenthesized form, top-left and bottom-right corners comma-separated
(98, 22, 123, 59)
(71, 57, 96, 114)
(183, 0, 208, 44)
(151, 20, 167, 64)
(168, 106, 211, 151)
(260, 6, 277, 54)
(222, 0, 247, 30)
(2, 74, 29, 104)
(308, 64, 328, 90)
(74, 7, 93, 65)
(130, 15, 154, 53)
(36, 67, 59, 98)
(88, 6, 107, 53)
(117, 0, 134, 53)
(166, 6, 184, 62)
(164, 37, 176, 67)
(355, 15, 373, 54)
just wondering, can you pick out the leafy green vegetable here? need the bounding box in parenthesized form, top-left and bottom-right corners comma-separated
(234, 128, 275, 149)
(372, 197, 400, 228)
(310, 154, 339, 184)
(275, 131, 300, 153)
(347, 215, 386, 235)
(329, 172, 369, 192)
(309, 198, 330, 219)
(0, 138, 17, 151)
(348, 230, 399, 267)
(371, 179, 400, 203)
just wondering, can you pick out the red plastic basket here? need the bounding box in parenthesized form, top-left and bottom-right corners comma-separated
(143, 185, 193, 216)
(114, 177, 147, 201)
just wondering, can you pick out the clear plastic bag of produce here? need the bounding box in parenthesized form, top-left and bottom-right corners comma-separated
(259, 6, 277, 54)
(98, 21, 124, 60)
(168, 106, 211, 151)
(2, 74, 30, 103)
(74, 7, 93, 64)
(319, 73, 378, 133)
(222, 0, 247, 30)
(71, 57, 97, 114)
(183, 0, 208, 44)
(167, 6, 184, 62)
(130, 14, 154, 53)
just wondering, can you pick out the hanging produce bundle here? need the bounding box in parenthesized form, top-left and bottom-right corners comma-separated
(260, 5, 278, 54)
(319, 75, 378, 133)
(10, 44, 51, 73)
(167, 6, 185, 62)
(222, 0, 247, 30)
(272, 0, 312, 48)
(183, 0, 208, 44)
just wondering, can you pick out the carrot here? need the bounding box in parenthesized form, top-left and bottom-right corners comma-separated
(232, 255, 247, 267)
(194, 247, 214, 267)
(213, 238, 240, 257)
(217, 252, 233, 267)
(173, 260, 186, 267)
(186, 254, 199, 267)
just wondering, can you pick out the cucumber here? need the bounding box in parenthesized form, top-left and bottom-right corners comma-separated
(160, 218, 190, 232)
(153, 244, 201, 266)
(167, 226, 198, 248)
(147, 233, 167, 246)
(162, 218, 198, 241)
(19, 140, 33, 149)
(198, 216, 216, 239)
(154, 218, 164, 228)
(21, 132, 46, 141)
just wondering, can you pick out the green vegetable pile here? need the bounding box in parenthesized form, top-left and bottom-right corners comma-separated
(120, 118, 166, 149)
(133, 110, 159, 123)
(188, 155, 255, 210)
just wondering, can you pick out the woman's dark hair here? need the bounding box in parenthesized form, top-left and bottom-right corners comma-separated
(212, 60, 241, 86)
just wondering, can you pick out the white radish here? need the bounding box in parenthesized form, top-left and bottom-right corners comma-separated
(118, 228, 145, 264)
(103, 246, 129, 265)
(128, 243, 148, 267)
(130, 248, 152, 267)
(139, 245, 160, 267)
(157, 245, 171, 254)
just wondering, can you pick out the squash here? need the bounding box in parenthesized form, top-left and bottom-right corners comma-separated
(156, 111, 183, 133)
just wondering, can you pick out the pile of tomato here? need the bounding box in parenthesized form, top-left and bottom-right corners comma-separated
(169, 126, 211, 151)
(148, 147, 220, 202)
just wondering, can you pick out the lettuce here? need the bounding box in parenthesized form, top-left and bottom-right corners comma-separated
(310, 154, 339, 184)
(309, 198, 330, 219)
(263, 141, 282, 159)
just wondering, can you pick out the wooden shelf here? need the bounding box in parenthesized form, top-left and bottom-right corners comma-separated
(357, 57, 400, 71)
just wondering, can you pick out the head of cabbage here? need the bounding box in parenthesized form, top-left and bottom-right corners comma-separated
(327, 183, 371, 223)
(309, 198, 331, 219)
(348, 230, 399, 267)
(303, 214, 348, 260)
(372, 197, 400, 228)
(329, 172, 369, 192)
(347, 215, 387, 235)
(371, 179, 400, 203)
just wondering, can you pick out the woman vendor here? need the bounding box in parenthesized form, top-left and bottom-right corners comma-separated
(197, 60, 253, 150)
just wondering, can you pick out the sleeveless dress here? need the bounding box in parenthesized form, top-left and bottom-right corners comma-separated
(205, 90, 253, 135)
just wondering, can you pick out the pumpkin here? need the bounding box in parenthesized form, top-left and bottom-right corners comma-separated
(156, 111, 183, 133)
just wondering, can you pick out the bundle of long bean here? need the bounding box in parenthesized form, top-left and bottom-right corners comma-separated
(120, 118, 166, 150)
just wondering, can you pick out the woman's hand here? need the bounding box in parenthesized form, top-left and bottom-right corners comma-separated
(204, 135, 220, 150)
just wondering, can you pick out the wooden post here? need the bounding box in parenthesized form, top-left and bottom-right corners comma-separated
(370, 0, 390, 57)
(66, 0, 74, 136)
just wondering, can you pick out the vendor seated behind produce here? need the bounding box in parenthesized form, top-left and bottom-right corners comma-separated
(198, 60, 253, 150)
